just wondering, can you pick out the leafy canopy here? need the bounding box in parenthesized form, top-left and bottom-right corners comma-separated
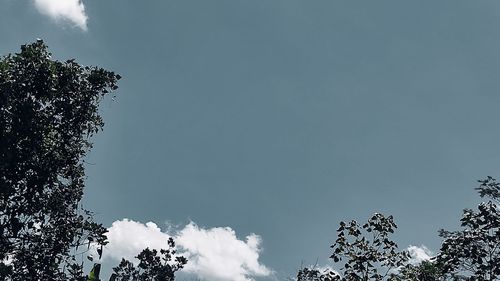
(110, 238, 187, 281)
(436, 177, 500, 281)
(298, 176, 500, 281)
(0, 40, 119, 280)
(329, 213, 409, 281)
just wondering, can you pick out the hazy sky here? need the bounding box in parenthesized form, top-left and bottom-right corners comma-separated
(2, 1, 500, 280)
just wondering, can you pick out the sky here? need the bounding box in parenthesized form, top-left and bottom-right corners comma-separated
(2, 0, 500, 280)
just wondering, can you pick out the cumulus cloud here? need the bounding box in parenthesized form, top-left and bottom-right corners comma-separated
(177, 223, 271, 281)
(407, 245, 433, 264)
(33, 0, 88, 31)
(102, 220, 169, 263)
(102, 219, 271, 281)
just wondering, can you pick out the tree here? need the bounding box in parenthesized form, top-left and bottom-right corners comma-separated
(476, 176, 500, 204)
(297, 213, 409, 281)
(297, 176, 500, 281)
(0, 40, 119, 280)
(0, 40, 188, 281)
(329, 213, 409, 281)
(296, 267, 339, 281)
(398, 261, 443, 281)
(110, 238, 187, 281)
(297, 214, 410, 281)
(436, 177, 500, 281)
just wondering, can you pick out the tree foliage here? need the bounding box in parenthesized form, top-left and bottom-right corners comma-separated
(329, 213, 409, 281)
(436, 177, 500, 281)
(110, 238, 187, 281)
(0, 40, 119, 280)
(0, 40, 188, 281)
(299, 176, 500, 281)
(398, 261, 443, 281)
(297, 267, 339, 281)
(476, 176, 500, 204)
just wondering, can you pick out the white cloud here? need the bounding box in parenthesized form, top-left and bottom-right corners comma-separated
(33, 0, 88, 31)
(102, 219, 170, 263)
(407, 245, 433, 264)
(177, 223, 271, 281)
(102, 219, 271, 281)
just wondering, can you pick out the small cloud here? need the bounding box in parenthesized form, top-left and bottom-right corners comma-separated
(407, 245, 433, 264)
(33, 0, 88, 31)
(103, 219, 271, 281)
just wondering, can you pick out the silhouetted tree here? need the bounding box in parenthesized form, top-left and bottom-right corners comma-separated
(436, 177, 500, 281)
(398, 261, 443, 281)
(110, 238, 187, 281)
(0, 40, 119, 280)
(298, 177, 500, 281)
(476, 176, 500, 204)
(329, 213, 409, 280)
(0, 40, 188, 281)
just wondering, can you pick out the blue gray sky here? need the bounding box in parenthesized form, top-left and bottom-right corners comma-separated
(2, 1, 500, 280)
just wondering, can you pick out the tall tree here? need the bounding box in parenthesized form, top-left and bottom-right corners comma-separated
(0, 40, 119, 280)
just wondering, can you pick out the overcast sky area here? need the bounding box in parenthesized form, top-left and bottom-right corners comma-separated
(2, 0, 500, 280)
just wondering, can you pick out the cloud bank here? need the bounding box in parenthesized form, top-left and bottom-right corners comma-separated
(103, 219, 271, 281)
(33, 0, 88, 31)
